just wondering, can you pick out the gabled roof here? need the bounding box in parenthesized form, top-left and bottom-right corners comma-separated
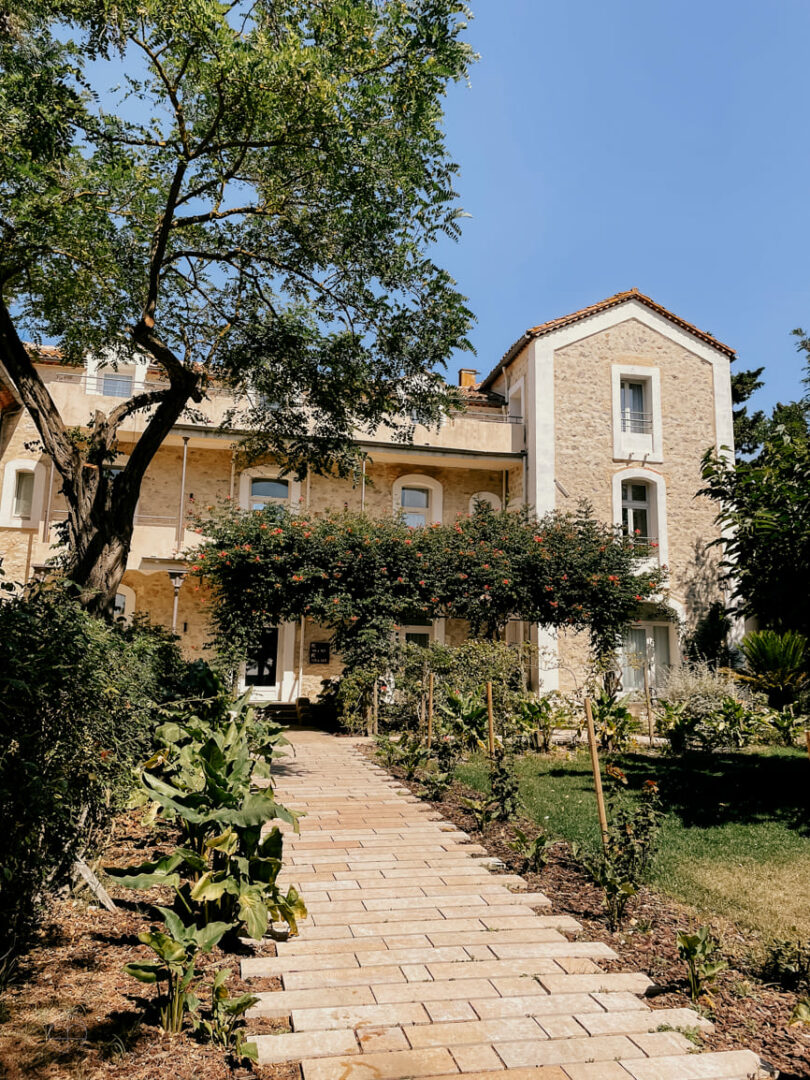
(480, 288, 736, 390)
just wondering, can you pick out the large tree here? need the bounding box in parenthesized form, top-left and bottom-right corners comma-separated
(0, 0, 474, 613)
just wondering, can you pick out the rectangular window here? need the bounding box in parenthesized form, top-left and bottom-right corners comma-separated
(405, 632, 431, 647)
(620, 379, 651, 433)
(245, 628, 279, 686)
(13, 471, 34, 518)
(102, 373, 133, 398)
(250, 477, 289, 511)
(401, 486, 430, 528)
(622, 624, 673, 692)
(621, 627, 647, 692)
(621, 482, 651, 543)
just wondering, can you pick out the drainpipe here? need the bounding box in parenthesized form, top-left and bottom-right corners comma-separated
(176, 436, 190, 547)
(229, 450, 236, 501)
(502, 468, 507, 509)
(42, 460, 55, 542)
(297, 615, 305, 699)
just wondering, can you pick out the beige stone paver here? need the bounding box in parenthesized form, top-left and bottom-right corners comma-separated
(245, 732, 763, 1078)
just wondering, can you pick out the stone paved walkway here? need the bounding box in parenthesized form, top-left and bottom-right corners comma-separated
(244, 731, 764, 1080)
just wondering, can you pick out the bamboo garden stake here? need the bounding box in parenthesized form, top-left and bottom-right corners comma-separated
(584, 697, 609, 851)
(427, 672, 434, 748)
(642, 660, 655, 746)
(486, 681, 495, 756)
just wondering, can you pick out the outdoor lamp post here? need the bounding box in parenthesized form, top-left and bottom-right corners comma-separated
(167, 567, 188, 633)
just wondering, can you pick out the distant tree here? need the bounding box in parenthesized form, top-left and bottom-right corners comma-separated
(730, 366, 766, 456)
(0, 0, 474, 614)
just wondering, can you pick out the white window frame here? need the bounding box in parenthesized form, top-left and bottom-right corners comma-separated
(238, 467, 301, 512)
(392, 473, 443, 526)
(611, 364, 662, 462)
(508, 377, 525, 422)
(612, 468, 668, 567)
(621, 621, 677, 693)
(86, 353, 150, 398)
(469, 491, 502, 513)
(397, 616, 445, 647)
(0, 459, 47, 528)
(113, 584, 136, 622)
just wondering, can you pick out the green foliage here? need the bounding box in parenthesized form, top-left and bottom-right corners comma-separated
(590, 687, 636, 753)
(676, 926, 727, 1002)
(702, 428, 810, 638)
(0, 579, 192, 962)
(660, 695, 763, 754)
(0, 0, 476, 602)
(460, 795, 497, 832)
(439, 690, 489, 752)
(766, 705, 806, 747)
(490, 753, 520, 821)
(575, 775, 662, 930)
(125, 906, 231, 1033)
(519, 697, 556, 753)
(107, 692, 306, 942)
(391, 732, 430, 780)
(790, 997, 810, 1027)
(737, 630, 809, 708)
(760, 937, 810, 993)
(684, 602, 732, 668)
(508, 827, 552, 874)
(193, 504, 669, 677)
(190, 968, 259, 1064)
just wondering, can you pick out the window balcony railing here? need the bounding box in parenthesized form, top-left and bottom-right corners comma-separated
(621, 411, 653, 434)
(628, 535, 659, 557)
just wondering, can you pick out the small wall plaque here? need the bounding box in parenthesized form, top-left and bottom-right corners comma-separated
(309, 641, 330, 664)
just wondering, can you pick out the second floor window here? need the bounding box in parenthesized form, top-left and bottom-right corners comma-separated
(250, 477, 289, 511)
(102, 373, 133, 398)
(622, 481, 651, 543)
(620, 379, 650, 433)
(401, 486, 430, 528)
(13, 471, 34, 518)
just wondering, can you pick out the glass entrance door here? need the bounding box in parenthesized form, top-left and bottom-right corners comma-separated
(245, 628, 279, 687)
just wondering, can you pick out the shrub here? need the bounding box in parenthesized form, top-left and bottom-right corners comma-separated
(490, 752, 520, 821)
(760, 937, 810, 993)
(590, 687, 637, 753)
(738, 629, 809, 708)
(0, 580, 191, 962)
(657, 662, 764, 752)
(509, 827, 552, 874)
(766, 705, 807, 747)
(677, 926, 727, 1002)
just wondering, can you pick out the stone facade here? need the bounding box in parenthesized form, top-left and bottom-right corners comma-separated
(0, 291, 734, 701)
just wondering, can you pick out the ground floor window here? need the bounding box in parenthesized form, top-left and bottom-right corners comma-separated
(245, 628, 279, 686)
(398, 609, 434, 647)
(621, 623, 672, 691)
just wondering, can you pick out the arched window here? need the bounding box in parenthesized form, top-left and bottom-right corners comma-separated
(392, 474, 443, 527)
(469, 491, 502, 514)
(238, 469, 300, 512)
(612, 469, 668, 565)
(0, 459, 47, 527)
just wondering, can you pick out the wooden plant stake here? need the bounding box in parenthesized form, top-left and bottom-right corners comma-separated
(642, 661, 655, 746)
(427, 672, 434, 748)
(805, 728, 810, 761)
(486, 681, 495, 757)
(372, 678, 379, 737)
(584, 697, 609, 852)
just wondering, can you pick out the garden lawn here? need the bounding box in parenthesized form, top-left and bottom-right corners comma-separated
(457, 744, 810, 939)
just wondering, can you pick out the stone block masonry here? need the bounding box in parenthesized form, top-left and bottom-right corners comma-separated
(242, 731, 766, 1079)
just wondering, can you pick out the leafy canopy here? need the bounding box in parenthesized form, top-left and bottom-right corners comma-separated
(190, 502, 669, 669)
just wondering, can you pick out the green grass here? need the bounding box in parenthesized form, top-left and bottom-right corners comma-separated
(457, 745, 810, 939)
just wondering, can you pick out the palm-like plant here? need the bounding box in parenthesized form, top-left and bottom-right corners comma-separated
(737, 630, 809, 707)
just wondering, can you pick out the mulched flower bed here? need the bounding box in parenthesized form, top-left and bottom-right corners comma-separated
(369, 750, 810, 1080)
(0, 809, 301, 1080)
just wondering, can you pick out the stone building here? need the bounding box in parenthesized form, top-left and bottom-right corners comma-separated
(0, 289, 734, 700)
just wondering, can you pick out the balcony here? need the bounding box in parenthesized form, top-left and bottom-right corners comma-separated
(620, 411, 653, 435)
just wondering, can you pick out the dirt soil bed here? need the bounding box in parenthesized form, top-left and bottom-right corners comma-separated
(0, 809, 301, 1080)
(367, 749, 810, 1080)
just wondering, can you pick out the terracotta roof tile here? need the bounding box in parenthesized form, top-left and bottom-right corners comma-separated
(480, 288, 735, 389)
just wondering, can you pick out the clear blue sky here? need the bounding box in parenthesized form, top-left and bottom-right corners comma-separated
(436, 1, 810, 411)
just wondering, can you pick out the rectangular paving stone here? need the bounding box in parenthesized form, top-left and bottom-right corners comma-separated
(621, 1051, 764, 1080)
(405, 1016, 545, 1048)
(576, 1006, 711, 1037)
(630, 1030, 694, 1056)
(536, 973, 653, 995)
(248, 985, 376, 1017)
(372, 978, 500, 1004)
(471, 994, 604, 1020)
(252, 1027, 358, 1064)
(301, 1046, 457, 1080)
(451, 1043, 505, 1072)
(291, 1002, 430, 1032)
(282, 963, 404, 990)
(497, 1034, 639, 1068)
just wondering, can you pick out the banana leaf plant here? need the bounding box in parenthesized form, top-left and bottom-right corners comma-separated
(125, 906, 231, 1033)
(189, 966, 259, 1063)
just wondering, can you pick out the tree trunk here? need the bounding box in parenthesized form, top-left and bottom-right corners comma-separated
(64, 511, 136, 617)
